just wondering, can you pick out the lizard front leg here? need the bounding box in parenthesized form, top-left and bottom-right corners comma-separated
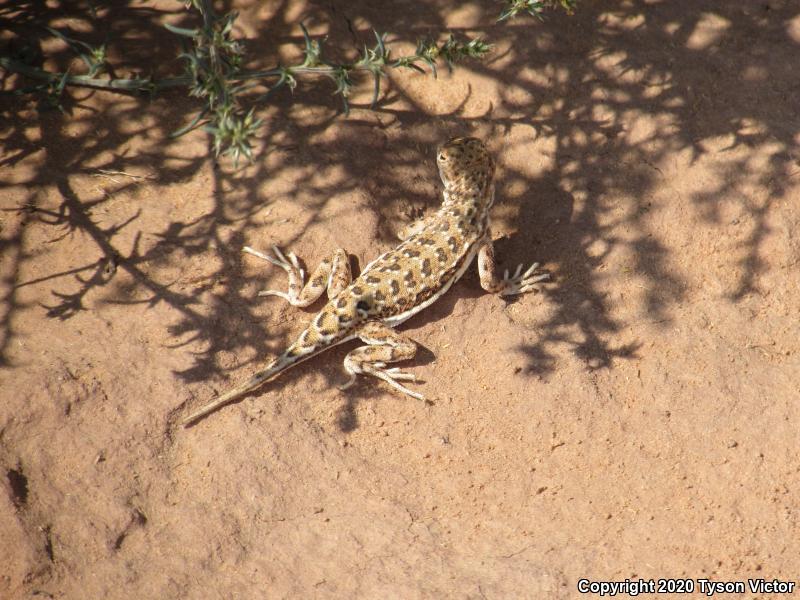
(478, 237, 549, 296)
(339, 322, 424, 400)
(244, 245, 351, 306)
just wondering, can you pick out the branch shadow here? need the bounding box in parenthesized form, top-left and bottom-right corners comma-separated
(2, 0, 798, 428)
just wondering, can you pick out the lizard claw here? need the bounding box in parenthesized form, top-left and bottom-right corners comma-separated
(244, 245, 306, 302)
(384, 367, 417, 382)
(338, 373, 357, 391)
(364, 365, 424, 400)
(339, 365, 422, 399)
(498, 262, 550, 296)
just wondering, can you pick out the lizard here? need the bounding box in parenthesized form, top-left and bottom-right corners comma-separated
(182, 136, 549, 426)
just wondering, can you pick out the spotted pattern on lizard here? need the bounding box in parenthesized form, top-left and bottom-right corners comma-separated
(182, 137, 549, 426)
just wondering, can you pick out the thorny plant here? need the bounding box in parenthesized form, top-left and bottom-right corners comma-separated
(498, 0, 575, 22)
(1, 0, 574, 166)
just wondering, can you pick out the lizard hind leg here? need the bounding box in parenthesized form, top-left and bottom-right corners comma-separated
(339, 322, 424, 401)
(244, 245, 351, 307)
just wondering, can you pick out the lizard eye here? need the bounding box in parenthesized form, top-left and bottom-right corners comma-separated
(438, 153, 447, 162)
(356, 300, 370, 313)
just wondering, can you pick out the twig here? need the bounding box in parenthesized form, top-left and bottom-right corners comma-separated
(89, 169, 155, 181)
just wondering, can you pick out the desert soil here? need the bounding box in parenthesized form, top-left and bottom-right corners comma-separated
(1, 0, 799, 598)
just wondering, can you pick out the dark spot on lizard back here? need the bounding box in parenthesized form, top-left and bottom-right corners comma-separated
(421, 259, 432, 277)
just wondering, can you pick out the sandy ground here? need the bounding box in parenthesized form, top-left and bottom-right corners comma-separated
(2, 0, 799, 598)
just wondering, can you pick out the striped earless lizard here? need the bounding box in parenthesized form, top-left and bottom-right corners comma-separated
(183, 137, 548, 426)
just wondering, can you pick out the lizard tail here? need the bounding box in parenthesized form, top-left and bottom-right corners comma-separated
(181, 352, 297, 427)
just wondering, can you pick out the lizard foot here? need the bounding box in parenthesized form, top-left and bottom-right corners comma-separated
(498, 263, 550, 297)
(243, 245, 305, 303)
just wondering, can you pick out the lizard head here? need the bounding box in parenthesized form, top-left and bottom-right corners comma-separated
(436, 137, 496, 200)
